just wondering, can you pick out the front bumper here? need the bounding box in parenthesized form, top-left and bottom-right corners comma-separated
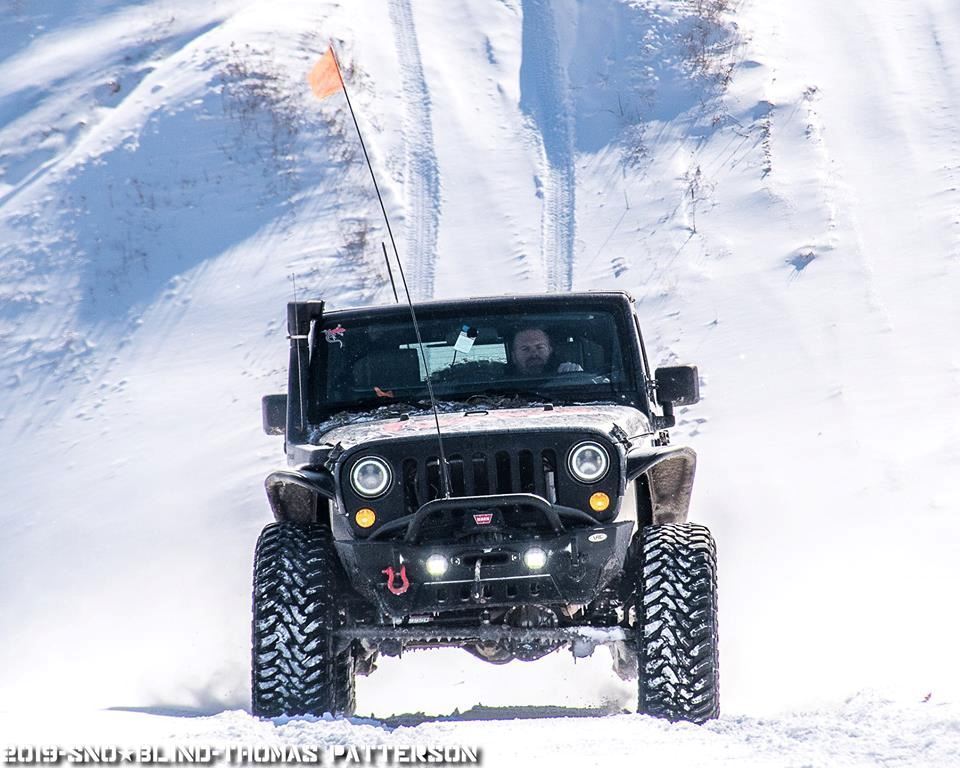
(334, 520, 633, 618)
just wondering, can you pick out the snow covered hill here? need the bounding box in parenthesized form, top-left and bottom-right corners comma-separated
(1, 0, 959, 764)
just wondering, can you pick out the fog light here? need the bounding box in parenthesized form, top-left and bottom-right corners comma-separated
(589, 492, 610, 512)
(523, 547, 547, 570)
(425, 554, 448, 577)
(355, 508, 376, 528)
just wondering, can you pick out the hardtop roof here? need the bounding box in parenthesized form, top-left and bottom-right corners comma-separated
(321, 291, 635, 321)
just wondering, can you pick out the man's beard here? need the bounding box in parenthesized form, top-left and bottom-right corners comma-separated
(524, 359, 547, 374)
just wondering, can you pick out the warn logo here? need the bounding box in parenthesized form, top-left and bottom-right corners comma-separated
(473, 513, 494, 526)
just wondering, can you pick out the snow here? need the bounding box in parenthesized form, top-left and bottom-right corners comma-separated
(5, 694, 960, 768)
(2, 0, 960, 765)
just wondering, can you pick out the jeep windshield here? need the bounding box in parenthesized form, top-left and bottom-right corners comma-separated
(308, 299, 642, 420)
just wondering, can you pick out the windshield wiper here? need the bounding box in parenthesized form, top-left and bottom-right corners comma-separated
(466, 389, 555, 406)
(311, 399, 429, 434)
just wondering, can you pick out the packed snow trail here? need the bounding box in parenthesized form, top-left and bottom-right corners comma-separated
(387, 0, 440, 300)
(2, 694, 959, 768)
(519, 0, 576, 292)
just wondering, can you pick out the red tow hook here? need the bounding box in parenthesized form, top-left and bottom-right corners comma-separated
(382, 564, 410, 595)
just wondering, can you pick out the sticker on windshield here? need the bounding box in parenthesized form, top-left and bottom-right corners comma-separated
(323, 324, 346, 348)
(453, 325, 477, 354)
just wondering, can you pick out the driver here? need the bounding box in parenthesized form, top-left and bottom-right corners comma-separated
(510, 326, 583, 376)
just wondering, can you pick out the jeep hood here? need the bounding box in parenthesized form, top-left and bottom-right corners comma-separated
(310, 404, 653, 453)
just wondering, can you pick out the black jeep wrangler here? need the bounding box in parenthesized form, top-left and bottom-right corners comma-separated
(253, 291, 718, 723)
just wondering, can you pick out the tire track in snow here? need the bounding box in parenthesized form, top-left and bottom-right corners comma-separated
(520, 0, 575, 292)
(387, 0, 440, 300)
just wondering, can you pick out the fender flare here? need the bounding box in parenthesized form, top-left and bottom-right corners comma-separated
(264, 468, 336, 525)
(625, 445, 697, 525)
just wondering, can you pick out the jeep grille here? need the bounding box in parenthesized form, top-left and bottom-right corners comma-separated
(402, 448, 559, 512)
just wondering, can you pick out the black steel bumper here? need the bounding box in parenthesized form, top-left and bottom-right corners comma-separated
(334, 519, 634, 618)
(368, 492, 600, 543)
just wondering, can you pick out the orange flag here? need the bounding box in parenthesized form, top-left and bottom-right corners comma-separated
(307, 46, 343, 100)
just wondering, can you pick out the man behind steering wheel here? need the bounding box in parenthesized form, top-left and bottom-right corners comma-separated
(509, 326, 583, 377)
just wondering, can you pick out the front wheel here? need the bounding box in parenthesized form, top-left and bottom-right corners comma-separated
(633, 523, 719, 723)
(251, 522, 356, 718)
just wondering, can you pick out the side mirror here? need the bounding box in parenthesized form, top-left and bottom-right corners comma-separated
(262, 394, 287, 435)
(655, 365, 700, 406)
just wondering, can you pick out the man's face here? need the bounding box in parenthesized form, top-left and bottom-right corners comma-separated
(512, 329, 552, 375)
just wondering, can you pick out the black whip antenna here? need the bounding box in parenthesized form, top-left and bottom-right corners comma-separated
(381, 242, 399, 303)
(329, 43, 451, 498)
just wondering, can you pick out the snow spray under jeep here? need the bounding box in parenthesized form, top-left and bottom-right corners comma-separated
(253, 291, 718, 722)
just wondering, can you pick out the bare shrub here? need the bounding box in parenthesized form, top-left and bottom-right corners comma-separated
(684, 0, 736, 89)
(217, 43, 306, 203)
(683, 164, 715, 233)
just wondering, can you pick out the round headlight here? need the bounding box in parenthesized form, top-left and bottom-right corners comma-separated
(350, 456, 392, 498)
(568, 441, 609, 483)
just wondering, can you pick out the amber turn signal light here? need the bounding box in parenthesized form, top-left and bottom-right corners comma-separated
(589, 492, 610, 512)
(355, 508, 377, 528)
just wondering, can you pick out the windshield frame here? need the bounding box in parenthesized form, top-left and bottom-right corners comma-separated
(306, 294, 648, 423)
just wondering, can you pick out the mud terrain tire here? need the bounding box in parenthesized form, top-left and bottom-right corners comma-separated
(634, 523, 719, 723)
(252, 522, 356, 718)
